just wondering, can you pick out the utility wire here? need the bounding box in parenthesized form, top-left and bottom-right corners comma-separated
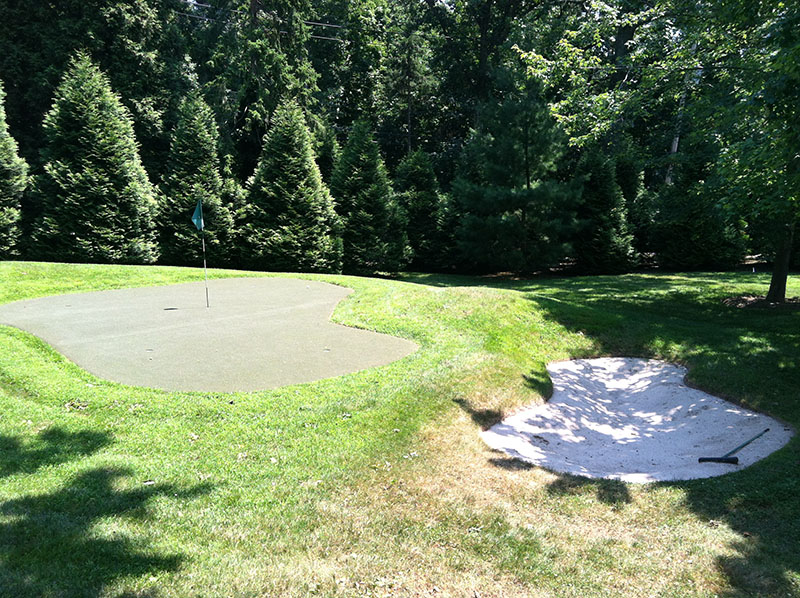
(175, 10, 345, 42)
(179, 0, 344, 32)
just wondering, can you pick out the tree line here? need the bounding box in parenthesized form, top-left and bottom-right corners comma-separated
(0, 0, 797, 299)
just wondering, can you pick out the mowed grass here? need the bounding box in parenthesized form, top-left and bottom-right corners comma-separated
(0, 261, 798, 598)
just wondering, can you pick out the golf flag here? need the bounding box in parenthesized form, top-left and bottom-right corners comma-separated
(192, 198, 210, 308)
(191, 199, 204, 231)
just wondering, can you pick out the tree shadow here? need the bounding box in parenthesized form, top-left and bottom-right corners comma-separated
(488, 457, 535, 471)
(453, 397, 502, 429)
(1, 427, 112, 478)
(675, 457, 800, 597)
(521, 367, 553, 399)
(517, 275, 800, 595)
(546, 473, 631, 507)
(0, 427, 212, 597)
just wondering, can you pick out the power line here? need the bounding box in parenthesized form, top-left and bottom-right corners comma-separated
(178, 0, 344, 33)
(303, 20, 344, 29)
(176, 11, 215, 23)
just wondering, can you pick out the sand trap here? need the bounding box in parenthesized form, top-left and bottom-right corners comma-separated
(482, 358, 794, 482)
(0, 278, 417, 392)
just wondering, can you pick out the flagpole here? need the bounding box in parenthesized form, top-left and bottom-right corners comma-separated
(201, 230, 209, 308)
(192, 199, 210, 308)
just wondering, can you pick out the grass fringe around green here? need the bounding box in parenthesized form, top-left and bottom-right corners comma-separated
(0, 262, 798, 597)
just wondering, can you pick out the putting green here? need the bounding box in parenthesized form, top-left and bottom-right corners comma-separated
(0, 277, 417, 392)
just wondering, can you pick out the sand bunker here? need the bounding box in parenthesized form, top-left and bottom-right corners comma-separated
(0, 278, 417, 392)
(482, 358, 794, 482)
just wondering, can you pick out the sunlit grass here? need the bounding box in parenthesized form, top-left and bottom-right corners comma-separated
(0, 262, 798, 597)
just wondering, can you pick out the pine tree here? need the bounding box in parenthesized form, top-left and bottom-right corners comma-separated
(0, 80, 27, 258)
(394, 149, 442, 270)
(31, 53, 158, 264)
(159, 91, 233, 267)
(572, 150, 636, 273)
(238, 99, 342, 273)
(330, 120, 410, 274)
(653, 183, 745, 270)
(451, 79, 578, 273)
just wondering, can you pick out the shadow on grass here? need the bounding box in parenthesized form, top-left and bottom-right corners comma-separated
(453, 397, 502, 430)
(1, 427, 112, 478)
(488, 457, 535, 471)
(0, 429, 212, 597)
(674, 457, 800, 597)
(518, 274, 800, 596)
(522, 368, 553, 399)
(546, 473, 631, 506)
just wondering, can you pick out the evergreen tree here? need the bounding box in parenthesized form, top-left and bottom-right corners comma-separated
(0, 80, 27, 258)
(159, 91, 233, 267)
(238, 100, 342, 273)
(394, 149, 442, 270)
(653, 182, 745, 270)
(314, 121, 340, 185)
(614, 147, 653, 255)
(377, 2, 438, 168)
(650, 131, 745, 269)
(572, 150, 636, 273)
(451, 79, 578, 273)
(200, 0, 318, 180)
(330, 120, 410, 274)
(31, 53, 158, 264)
(0, 1, 192, 178)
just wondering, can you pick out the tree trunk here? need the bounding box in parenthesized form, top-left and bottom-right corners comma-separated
(665, 43, 700, 186)
(523, 117, 530, 190)
(611, 24, 636, 86)
(765, 221, 795, 303)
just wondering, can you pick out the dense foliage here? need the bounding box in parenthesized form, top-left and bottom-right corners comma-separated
(0, 0, 797, 294)
(159, 91, 233, 267)
(0, 80, 26, 258)
(239, 99, 342, 273)
(330, 120, 409, 274)
(30, 54, 159, 264)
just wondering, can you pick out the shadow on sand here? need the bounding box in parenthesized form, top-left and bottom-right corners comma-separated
(441, 272, 800, 596)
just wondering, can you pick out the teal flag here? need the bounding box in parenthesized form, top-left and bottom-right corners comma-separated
(191, 199, 204, 231)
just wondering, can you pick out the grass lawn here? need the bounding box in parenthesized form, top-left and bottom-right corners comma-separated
(1, 261, 798, 598)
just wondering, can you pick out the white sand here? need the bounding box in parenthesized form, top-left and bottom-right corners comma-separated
(481, 358, 794, 483)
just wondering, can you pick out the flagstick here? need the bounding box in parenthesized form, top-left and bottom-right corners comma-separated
(201, 230, 209, 308)
(192, 199, 209, 308)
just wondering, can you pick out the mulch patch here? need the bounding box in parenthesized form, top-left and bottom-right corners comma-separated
(723, 295, 800, 311)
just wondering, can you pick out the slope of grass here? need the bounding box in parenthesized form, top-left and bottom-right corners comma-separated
(0, 262, 798, 597)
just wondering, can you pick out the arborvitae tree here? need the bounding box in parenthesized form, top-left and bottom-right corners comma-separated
(31, 53, 158, 264)
(238, 99, 342, 273)
(394, 149, 442, 270)
(158, 91, 233, 267)
(572, 150, 636, 273)
(330, 120, 410, 273)
(0, 1, 192, 178)
(0, 80, 27, 258)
